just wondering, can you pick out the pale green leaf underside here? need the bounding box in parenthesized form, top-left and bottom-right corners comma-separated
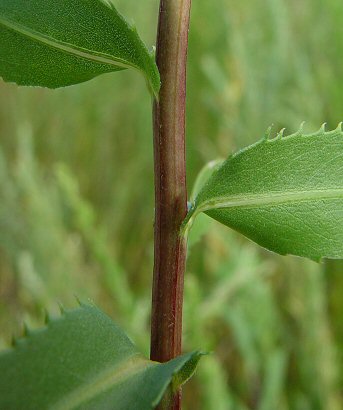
(187, 159, 224, 249)
(0, 304, 201, 409)
(186, 125, 343, 262)
(190, 159, 224, 201)
(0, 0, 160, 96)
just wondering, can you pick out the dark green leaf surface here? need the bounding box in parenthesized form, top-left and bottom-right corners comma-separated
(0, 0, 160, 96)
(0, 304, 201, 409)
(186, 125, 343, 261)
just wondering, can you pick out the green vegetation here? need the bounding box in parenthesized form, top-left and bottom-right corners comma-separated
(187, 125, 343, 261)
(0, 0, 159, 95)
(0, 0, 343, 409)
(0, 303, 200, 409)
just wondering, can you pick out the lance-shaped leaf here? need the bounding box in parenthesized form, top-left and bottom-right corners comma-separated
(0, 304, 201, 409)
(185, 125, 343, 262)
(0, 0, 160, 96)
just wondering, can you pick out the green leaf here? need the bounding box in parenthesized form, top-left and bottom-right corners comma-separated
(185, 124, 343, 262)
(0, 304, 201, 409)
(0, 0, 160, 97)
(190, 159, 224, 201)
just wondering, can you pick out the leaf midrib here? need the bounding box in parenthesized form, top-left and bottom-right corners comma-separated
(197, 188, 343, 214)
(51, 354, 155, 410)
(0, 16, 139, 70)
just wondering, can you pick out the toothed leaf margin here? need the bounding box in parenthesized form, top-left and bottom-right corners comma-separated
(185, 124, 343, 261)
(0, 304, 202, 410)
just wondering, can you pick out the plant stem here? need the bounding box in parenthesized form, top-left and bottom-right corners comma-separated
(150, 0, 192, 408)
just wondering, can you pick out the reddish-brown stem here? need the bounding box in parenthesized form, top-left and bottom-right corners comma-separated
(150, 0, 192, 408)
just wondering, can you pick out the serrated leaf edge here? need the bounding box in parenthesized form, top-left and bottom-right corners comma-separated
(0, 5, 160, 96)
(1, 304, 202, 410)
(181, 123, 343, 238)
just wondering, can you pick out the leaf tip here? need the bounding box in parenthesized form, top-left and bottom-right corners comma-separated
(171, 351, 205, 389)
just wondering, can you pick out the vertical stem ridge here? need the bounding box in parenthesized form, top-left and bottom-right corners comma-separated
(150, 1, 192, 405)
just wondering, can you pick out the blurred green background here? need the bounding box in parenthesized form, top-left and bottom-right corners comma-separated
(0, 0, 343, 409)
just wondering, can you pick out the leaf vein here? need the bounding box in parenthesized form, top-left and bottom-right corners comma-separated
(0, 16, 137, 71)
(199, 189, 343, 214)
